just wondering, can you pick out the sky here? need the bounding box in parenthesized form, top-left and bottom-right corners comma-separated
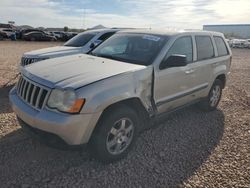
(0, 0, 250, 29)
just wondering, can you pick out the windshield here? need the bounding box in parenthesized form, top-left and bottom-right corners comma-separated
(91, 33, 168, 65)
(64, 32, 96, 47)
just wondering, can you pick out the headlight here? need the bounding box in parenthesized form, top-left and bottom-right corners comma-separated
(47, 88, 85, 113)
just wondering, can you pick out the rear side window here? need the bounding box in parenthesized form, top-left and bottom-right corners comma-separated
(165, 36, 193, 62)
(214, 36, 229, 56)
(195, 36, 214, 60)
(98, 32, 115, 41)
(64, 33, 95, 47)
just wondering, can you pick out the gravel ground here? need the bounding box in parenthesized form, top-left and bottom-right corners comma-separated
(0, 41, 249, 188)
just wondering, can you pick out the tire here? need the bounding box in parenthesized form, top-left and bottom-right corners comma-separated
(89, 105, 139, 163)
(199, 79, 223, 111)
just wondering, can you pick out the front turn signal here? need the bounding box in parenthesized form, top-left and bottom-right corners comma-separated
(68, 99, 86, 113)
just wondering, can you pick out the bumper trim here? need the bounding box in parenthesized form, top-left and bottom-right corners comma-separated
(9, 87, 102, 145)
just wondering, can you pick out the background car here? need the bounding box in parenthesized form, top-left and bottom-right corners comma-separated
(65, 32, 78, 40)
(19, 29, 45, 39)
(49, 31, 64, 40)
(23, 31, 57, 41)
(231, 39, 248, 48)
(244, 39, 250, 48)
(20, 28, 120, 66)
(0, 28, 16, 38)
(0, 31, 4, 40)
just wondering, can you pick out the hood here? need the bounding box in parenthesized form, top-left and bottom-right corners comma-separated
(23, 46, 82, 58)
(23, 54, 146, 89)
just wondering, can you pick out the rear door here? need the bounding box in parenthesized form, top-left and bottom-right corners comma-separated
(185, 35, 216, 100)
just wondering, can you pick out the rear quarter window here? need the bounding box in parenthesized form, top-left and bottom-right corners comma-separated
(195, 36, 214, 61)
(98, 32, 115, 41)
(214, 36, 229, 56)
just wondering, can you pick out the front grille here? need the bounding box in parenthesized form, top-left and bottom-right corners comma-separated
(16, 76, 50, 110)
(21, 57, 37, 66)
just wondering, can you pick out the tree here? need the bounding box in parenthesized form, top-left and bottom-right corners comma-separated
(64, 26, 69, 32)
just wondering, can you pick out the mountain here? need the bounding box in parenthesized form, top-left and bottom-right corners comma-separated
(16, 25, 33, 29)
(88, 24, 106, 30)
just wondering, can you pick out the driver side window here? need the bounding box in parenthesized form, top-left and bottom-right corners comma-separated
(165, 36, 193, 63)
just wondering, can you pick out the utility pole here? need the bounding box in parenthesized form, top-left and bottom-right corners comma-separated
(83, 8, 86, 30)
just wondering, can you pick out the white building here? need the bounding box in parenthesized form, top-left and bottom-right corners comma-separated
(203, 24, 250, 39)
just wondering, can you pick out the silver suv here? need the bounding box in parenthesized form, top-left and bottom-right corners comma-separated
(10, 30, 232, 162)
(20, 29, 119, 67)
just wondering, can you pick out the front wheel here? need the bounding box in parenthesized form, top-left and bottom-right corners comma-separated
(199, 79, 223, 111)
(89, 105, 139, 163)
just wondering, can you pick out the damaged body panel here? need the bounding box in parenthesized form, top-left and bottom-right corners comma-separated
(77, 66, 154, 115)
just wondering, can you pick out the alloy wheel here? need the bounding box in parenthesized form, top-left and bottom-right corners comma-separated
(210, 85, 221, 107)
(106, 118, 134, 155)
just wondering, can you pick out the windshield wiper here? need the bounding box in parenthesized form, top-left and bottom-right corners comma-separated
(97, 54, 115, 59)
(90, 53, 147, 65)
(88, 51, 97, 56)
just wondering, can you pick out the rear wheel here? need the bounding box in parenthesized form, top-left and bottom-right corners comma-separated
(199, 79, 223, 111)
(89, 105, 138, 163)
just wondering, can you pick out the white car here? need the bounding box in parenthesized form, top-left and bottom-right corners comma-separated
(50, 31, 63, 39)
(244, 39, 250, 48)
(0, 28, 15, 38)
(231, 39, 247, 48)
(20, 29, 120, 67)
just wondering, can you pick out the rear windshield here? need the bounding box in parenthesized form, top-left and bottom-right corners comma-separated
(64, 32, 96, 47)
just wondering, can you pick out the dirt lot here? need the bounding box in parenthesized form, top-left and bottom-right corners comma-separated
(0, 41, 249, 187)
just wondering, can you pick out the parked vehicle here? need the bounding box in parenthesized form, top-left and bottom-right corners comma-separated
(49, 31, 70, 40)
(19, 29, 45, 39)
(0, 28, 15, 38)
(20, 29, 119, 67)
(10, 30, 232, 162)
(65, 32, 78, 40)
(23, 31, 57, 41)
(231, 39, 247, 48)
(50, 31, 63, 39)
(0, 31, 4, 40)
(244, 39, 250, 48)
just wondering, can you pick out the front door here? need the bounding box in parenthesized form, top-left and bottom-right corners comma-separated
(154, 36, 196, 114)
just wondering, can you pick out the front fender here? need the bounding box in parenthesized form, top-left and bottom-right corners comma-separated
(77, 67, 153, 114)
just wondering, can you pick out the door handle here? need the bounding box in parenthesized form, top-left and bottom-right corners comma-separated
(185, 69, 195, 74)
(212, 62, 219, 67)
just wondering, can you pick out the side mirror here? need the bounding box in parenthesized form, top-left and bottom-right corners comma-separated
(89, 43, 95, 49)
(159, 54, 187, 70)
(90, 40, 102, 49)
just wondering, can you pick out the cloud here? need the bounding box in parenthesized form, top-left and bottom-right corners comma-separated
(0, 0, 249, 29)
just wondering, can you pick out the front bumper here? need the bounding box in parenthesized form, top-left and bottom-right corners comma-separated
(9, 87, 101, 145)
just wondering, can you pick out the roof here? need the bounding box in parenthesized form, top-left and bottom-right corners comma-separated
(117, 29, 223, 36)
(86, 28, 121, 33)
(204, 24, 250, 27)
